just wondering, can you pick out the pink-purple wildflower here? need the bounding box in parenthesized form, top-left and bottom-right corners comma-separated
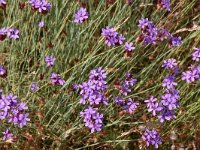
(0, 27, 7, 41)
(161, 0, 171, 11)
(74, 7, 89, 24)
(7, 28, 19, 40)
(45, 56, 56, 67)
(101, 26, 125, 47)
(50, 72, 65, 85)
(28, 0, 52, 14)
(125, 42, 135, 52)
(192, 47, 200, 62)
(142, 128, 162, 149)
(0, 92, 30, 128)
(162, 58, 177, 70)
(2, 129, 13, 141)
(38, 21, 45, 27)
(0, 65, 7, 78)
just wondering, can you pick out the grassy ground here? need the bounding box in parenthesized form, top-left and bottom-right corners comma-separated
(0, 0, 200, 149)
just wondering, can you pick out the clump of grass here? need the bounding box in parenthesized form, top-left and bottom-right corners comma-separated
(0, 0, 200, 149)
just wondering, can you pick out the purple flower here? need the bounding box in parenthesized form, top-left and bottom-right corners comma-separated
(138, 18, 150, 29)
(0, 27, 7, 41)
(74, 8, 89, 24)
(157, 106, 176, 122)
(50, 72, 65, 85)
(182, 66, 199, 83)
(192, 47, 200, 62)
(170, 36, 182, 47)
(114, 95, 125, 106)
(162, 58, 177, 69)
(0, 65, 7, 78)
(45, 56, 56, 67)
(101, 27, 125, 46)
(18, 113, 30, 128)
(80, 107, 103, 133)
(38, 21, 44, 27)
(0, 0, 6, 8)
(144, 96, 162, 116)
(162, 75, 177, 90)
(161, 93, 179, 110)
(29, 0, 51, 13)
(0, 94, 10, 112)
(119, 72, 137, 96)
(125, 42, 135, 52)
(158, 28, 171, 41)
(2, 129, 13, 141)
(7, 28, 19, 40)
(18, 102, 28, 111)
(124, 98, 139, 113)
(79, 68, 108, 105)
(30, 82, 39, 92)
(161, 0, 171, 11)
(142, 128, 162, 149)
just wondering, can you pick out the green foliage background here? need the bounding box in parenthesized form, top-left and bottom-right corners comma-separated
(0, 0, 200, 149)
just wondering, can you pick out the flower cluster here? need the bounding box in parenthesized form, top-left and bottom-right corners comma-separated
(30, 82, 39, 92)
(138, 18, 182, 46)
(145, 59, 180, 122)
(80, 107, 103, 133)
(28, 0, 52, 14)
(114, 72, 139, 113)
(182, 65, 200, 83)
(50, 72, 65, 86)
(74, 8, 89, 24)
(101, 26, 125, 47)
(78, 67, 108, 132)
(161, 0, 171, 11)
(192, 46, 200, 62)
(0, 92, 30, 128)
(142, 128, 162, 149)
(0, 27, 19, 41)
(162, 58, 177, 70)
(0, 0, 6, 9)
(38, 21, 45, 28)
(0, 65, 7, 78)
(45, 56, 56, 67)
(2, 129, 13, 141)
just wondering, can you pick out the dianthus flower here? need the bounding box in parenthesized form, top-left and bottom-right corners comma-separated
(162, 75, 177, 90)
(114, 95, 125, 106)
(0, 65, 7, 78)
(144, 96, 162, 116)
(0, 92, 30, 128)
(101, 26, 125, 46)
(0, 27, 7, 41)
(80, 107, 103, 133)
(192, 47, 200, 62)
(29, 0, 51, 14)
(50, 72, 65, 85)
(79, 67, 108, 105)
(161, 0, 171, 11)
(157, 106, 176, 122)
(74, 7, 89, 24)
(162, 58, 177, 70)
(2, 129, 13, 141)
(30, 82, 39, 92)
(123, 98, 139, 113)
(0, 0, 6, 9)
(170, 36, 182, 47)
(119, 72, 137, 96)
(182, 65, 200, 83)
(38, 21, 44, 27)
(125, 42, 135, 52)
(45, 56, 55, 67)
(7, 28, 19, 40)
(142, 128, 162, 149)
